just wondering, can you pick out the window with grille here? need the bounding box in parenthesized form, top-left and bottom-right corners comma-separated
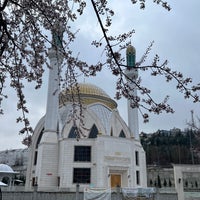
(73, 168, 91, 184)
(74, 146, 91, 162)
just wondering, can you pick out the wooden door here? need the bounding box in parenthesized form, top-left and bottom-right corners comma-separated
(111, 174, 121, 188)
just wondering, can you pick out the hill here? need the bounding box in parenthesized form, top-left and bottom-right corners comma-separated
(140, 128, 200, 166)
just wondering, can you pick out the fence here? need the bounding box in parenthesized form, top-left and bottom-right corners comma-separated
(0, 185, 178, 200)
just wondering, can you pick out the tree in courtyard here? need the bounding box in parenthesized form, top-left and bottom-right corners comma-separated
(163, 178, 167, 187)
(168, 178, 172, 187)
(0, 0, 200, 145)
(157, 175, 161, 188)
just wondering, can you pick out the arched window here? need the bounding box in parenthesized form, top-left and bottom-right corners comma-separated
(68, 126, 77, 138)
(36, 128, 44, 149)
(88, 124, 98, 138)
(119, 130, 126, 138)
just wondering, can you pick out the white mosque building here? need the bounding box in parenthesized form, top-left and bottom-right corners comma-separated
(25, 31, 147, 191)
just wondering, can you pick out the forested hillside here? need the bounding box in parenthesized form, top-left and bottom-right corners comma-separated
(140, 128, 200, 166)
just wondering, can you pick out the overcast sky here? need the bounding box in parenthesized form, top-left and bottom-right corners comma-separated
(0, 0, 200, 151)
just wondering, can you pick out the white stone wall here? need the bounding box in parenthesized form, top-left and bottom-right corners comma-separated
(59, 139, 95, 189)
(57, 135, 147, 190)
(36, 134, 59, 191)
(25, 84, 147, 191)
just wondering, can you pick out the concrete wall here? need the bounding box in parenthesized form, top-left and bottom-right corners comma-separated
(155, 193, 178, 200)
(2, 191, 83, 200)
(1, 190, 178, 200)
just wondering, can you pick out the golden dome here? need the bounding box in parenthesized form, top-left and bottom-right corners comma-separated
(77, 83, 110, 98)
(59, 83, 117, 109)
(126, 45, 136, 54)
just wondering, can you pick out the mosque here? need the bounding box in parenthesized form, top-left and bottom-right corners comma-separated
(25, 32, 147, 191)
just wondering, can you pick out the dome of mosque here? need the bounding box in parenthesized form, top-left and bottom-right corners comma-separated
(59, 83, 117, 109)
(126, 45, 136, 54)
(0, 164, 14, 173)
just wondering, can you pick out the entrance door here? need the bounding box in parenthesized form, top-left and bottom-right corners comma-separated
(111, 174, 121, 188)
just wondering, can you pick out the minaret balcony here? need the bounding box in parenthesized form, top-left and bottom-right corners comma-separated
(125, 68, 138, 80)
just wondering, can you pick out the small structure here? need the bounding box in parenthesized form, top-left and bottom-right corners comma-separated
(174, 164, 200, 200)
(0, 164, 18, 187)
(0, 182, 7, 187)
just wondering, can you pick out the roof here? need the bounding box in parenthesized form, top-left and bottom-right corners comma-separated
(76, 83, 110, 98)
(126, 45, 136, 54)
(0, 164, 14, 173)
(0, 181, 7, 186)
(59, 83, 117, 109)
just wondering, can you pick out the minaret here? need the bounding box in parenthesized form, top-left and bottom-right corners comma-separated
(125, 45, 139, 140)
(44, 43, 63, 135)
(36, 24, 64, 190)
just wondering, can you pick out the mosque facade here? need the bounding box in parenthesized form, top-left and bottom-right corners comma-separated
(25, 32, 147, 191)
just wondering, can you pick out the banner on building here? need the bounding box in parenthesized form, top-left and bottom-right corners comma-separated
(84, 187, 111, 200)
(122, 187, 156, 199)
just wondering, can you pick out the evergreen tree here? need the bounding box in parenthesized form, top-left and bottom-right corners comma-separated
(157, 175, 162, 188)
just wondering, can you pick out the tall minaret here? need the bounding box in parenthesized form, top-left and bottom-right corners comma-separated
(125, 45, 139, 140)
(44, 40, 63, 135)
(36, 24, 64, 190)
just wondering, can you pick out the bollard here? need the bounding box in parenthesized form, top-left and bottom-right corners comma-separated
(76, 184, 80, 200)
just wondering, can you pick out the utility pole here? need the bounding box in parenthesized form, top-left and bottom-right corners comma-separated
(189, 128, 195, 164)
(190, 110, 195, 164)
(191, 110, 195, 128)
